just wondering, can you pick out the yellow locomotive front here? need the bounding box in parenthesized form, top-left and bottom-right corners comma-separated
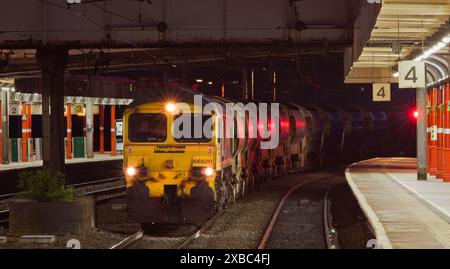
(123, 92, 220, 224)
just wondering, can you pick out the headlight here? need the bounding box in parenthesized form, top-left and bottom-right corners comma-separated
(203, 167, 214, 177)
(126, 167, 137, 177)
(165, 102, 175, 113)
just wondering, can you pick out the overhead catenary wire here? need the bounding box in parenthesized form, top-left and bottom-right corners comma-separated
(37, 0, 177, 69)
(88, 1, 156, 25)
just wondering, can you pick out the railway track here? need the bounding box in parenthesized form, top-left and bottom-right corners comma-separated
(110, 230, 145, 249)
(109, 211, 223, 249)
(0, 177, 126, 226)
(0, 176, 124, 200)
(0, 210, 8, 226)
(109, 171, 344, 250)
(176, 212, 223, 249)
(323, 181, 341, 249)
(257, 175, 343, 249)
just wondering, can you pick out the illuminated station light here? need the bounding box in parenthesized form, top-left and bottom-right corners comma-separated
(414, 35, 450, 62)
(393, 35, 450, 77)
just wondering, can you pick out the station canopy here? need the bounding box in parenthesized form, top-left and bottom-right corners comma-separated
(345, 0, 450, 85)
(0, 0, 362, 82)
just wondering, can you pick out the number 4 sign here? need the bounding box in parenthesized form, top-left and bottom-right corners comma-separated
(373, 83, 391, 102)
(398, 61, 426, 88)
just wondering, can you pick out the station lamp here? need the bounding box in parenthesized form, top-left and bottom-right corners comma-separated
(1, 86, 14, 92)
(414, 35, 450, 62)
(393, 35, 450, 77)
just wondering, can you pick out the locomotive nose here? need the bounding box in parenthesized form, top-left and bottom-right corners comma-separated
(150, 171, 186, 181)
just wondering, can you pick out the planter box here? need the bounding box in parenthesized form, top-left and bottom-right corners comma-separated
(9, 196, 95, 235)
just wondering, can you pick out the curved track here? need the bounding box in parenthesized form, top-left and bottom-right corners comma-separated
(258, 175, 343, 249)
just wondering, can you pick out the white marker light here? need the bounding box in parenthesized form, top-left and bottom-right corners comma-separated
(126, 167, 137, 177)
(203, 167, 214, 177)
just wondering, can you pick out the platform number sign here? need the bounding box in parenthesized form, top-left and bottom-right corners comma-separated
(73, 104, 84, 114)
(9, 104, 20, 115)
(372, 83, 391, 102)
(399, 61, 426, 88)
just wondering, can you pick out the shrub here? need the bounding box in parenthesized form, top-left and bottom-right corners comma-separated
(17, 170, 74, 202)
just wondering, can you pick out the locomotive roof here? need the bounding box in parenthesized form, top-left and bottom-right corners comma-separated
(128, 85, 216, 109)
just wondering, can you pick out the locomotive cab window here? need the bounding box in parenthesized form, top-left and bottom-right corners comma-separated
(128, 113, 167, 142)
(173, 114, 213, 143)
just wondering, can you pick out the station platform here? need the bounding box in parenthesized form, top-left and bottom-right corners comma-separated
(346, 158, 450, 249)
(0, 154, 123, 172)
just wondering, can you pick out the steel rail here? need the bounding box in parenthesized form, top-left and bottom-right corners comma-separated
(257, 173, 340, 249)
(323, 181, 342, 249)
(0, 176, 124, 200)
(0, 182, 126, 226)
(176, 212, 223, 249)
(110, 230, 144, 249)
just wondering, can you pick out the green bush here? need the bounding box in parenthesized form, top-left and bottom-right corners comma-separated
(17, 170, 74, 202)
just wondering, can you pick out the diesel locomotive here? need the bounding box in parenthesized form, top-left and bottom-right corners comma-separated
(123, 85, 388, 225)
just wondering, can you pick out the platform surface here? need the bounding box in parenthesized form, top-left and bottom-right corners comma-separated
(0, 154, 123, 172)
(346, 158, 450, 249)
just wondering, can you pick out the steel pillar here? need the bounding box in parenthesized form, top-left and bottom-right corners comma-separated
(99, 105, 105, 154)
(85, 97, 94, 159)
(430, 87, 438, 176)
(66, 103, 72, 159)
(1, 89, 9, 164)
(36, 46, 68, 175)
(417, 87, 428, 181)
(111, 105, 116, 156)
(437, 86, 444, 179)
(21, 103, 28, 162)
(444, 83, 450, 182)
